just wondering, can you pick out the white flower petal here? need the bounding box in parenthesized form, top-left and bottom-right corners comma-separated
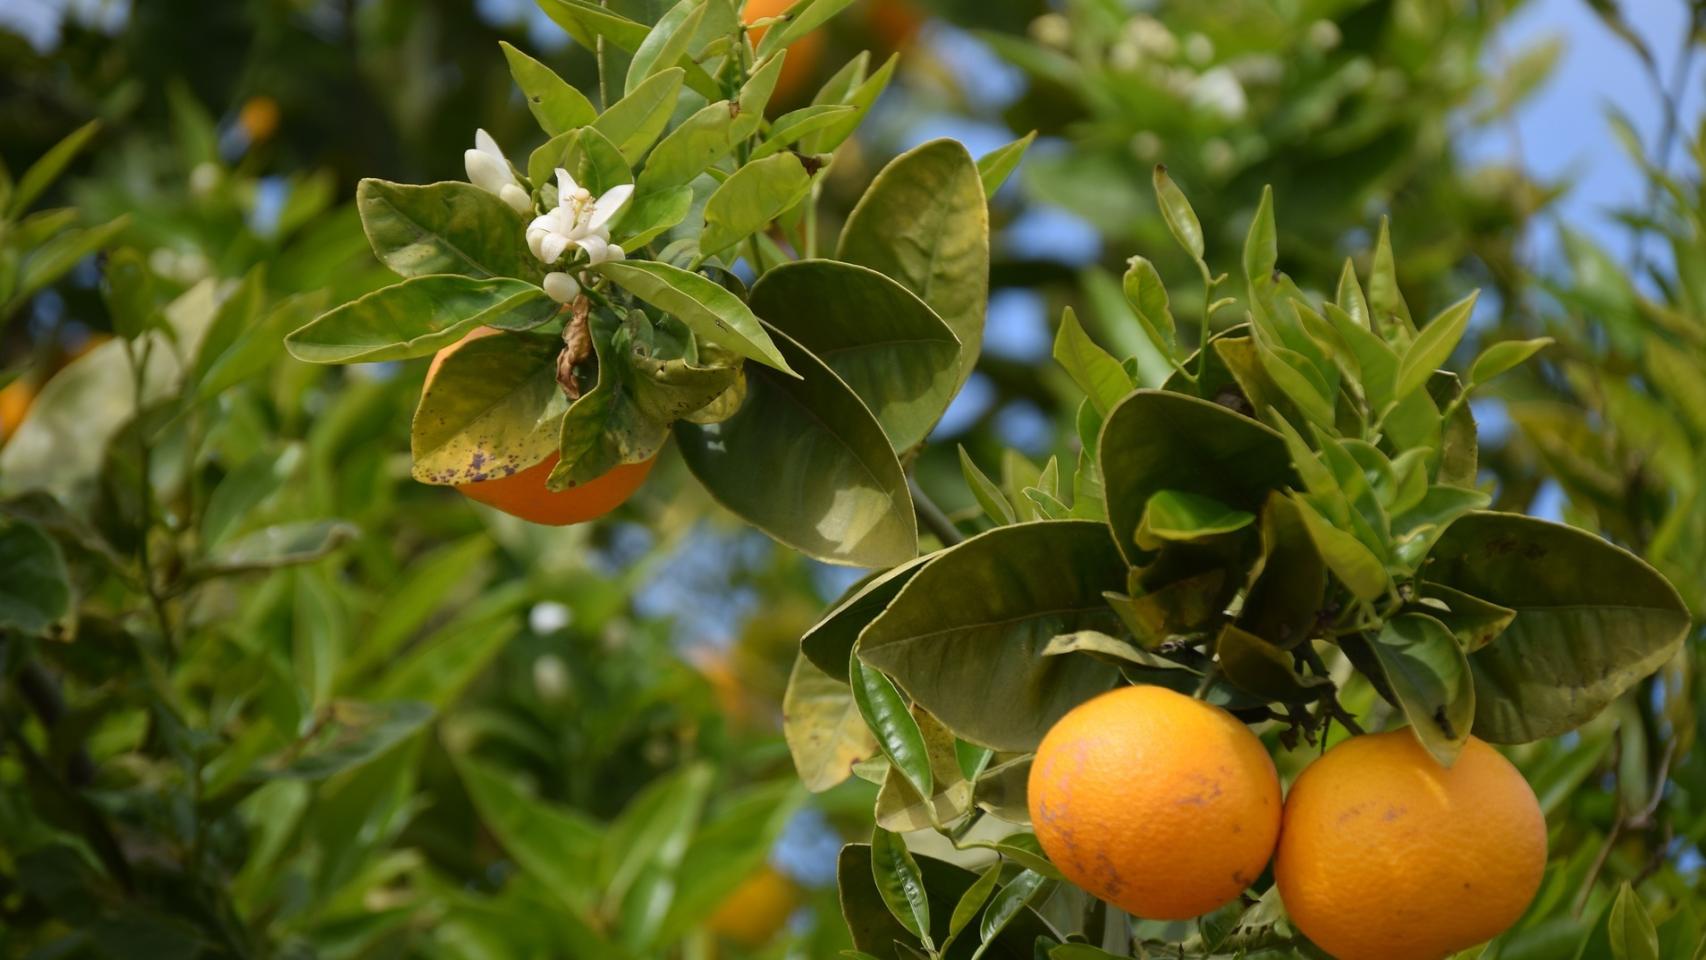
(555, 167, 582, 203)
(499, 183, 533, 214)
(474, 128, 505, 162)
(543, 272, 581, 303)
(587, 184, 634, 231)
(541, 232, 572, 264)
(465, 149, 512, 196)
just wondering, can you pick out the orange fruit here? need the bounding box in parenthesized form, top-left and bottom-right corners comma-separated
(1274, 731, 1547, 960)
(1028, 684, 1282, 920)
(743, 0, 825, 105)
(425, 328, 655, 526)
(238, 96, 281, 143)
(0, 378, 35, 443)
(706, 864, 799, 947)
(867, 0, 924, 51)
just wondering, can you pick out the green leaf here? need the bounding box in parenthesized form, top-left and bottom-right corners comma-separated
(734, 52, 787, 140)
(1371, 613, 1476, 766)
(1395, 291, 1478, 400)
(198, 291, 328, 401)
(594, 259, 793, 374)
(857, 520, 1125, 751)
(1216, 623, 1329, 704)
(193, 520, 358, 580)
(973, 870, 1048, 959)
(1469, 337, 1553, 386)
(598, 764, 712, 922)
(1098, 390, 1295, 566)
(840, 139, 989, 391)
(0, 517, 70, 635)
(1415, 583, 1515, 653)
(1140, 489, 1255, 545)
(9, 120, 99, 217)
(13, 217, 129, 305)
(202, 443, 303, 547)
(756, 0, 855, 58)
(613, 184, 693, 248)
(838, 845, 1055, 958)
(800, 53, 897, 155)
(1242, 185, 1277, 298)
(1429, 512, 1690, 742)
(500, 41, 597, 135)
(871, 828, 934, 947)
(1053, 307, 1134, 416)
(1152, 164, 1204, 260)
(1607, 883, 1660, 960)
(784, 653, 879, 792)
(285, 276, 555, 364)
(1239, 493, 1326, 649)
(625, 0, 705, 97)
(699, 152, 815, 258)
(530, 125, 632, 195)
(851, 656, 934, 801)
(800, 557, 929, 677)
(875, 706, 973, 831)
(976, 131, 1036, 198)
(639, 101, 737, 191)
(356, 179, 538, 280)
(1336, 258, 1369, 327)
(750, 104, 856, 160)
(1368, 217, 1414, 339)
(1390, 484, 1491, 570)
(674, 322, 917, 567)
(454, 753, 604, 916)
(949, 866, 1001, 948)
(1291, 493, 1392, 601)
(594, 68, 685, 165)
(1122, 255, 1178, 356)
(656, 780, 804, 942)
(409, 330, 567, 486)
(750, 259, 960, 449)
(102, 247, 156, 340)
(262, 700, 433, 780)
(959, 445, 1016, 526)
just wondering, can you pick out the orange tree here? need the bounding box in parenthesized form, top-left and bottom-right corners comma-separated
(279, 2, 1695, 954)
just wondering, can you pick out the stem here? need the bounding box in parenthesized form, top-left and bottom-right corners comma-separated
(1195, 259, 1215, 381)
(1301, 645, 1365, 736)
(804, 185, 819, 259)
(908, 477, 963, 547)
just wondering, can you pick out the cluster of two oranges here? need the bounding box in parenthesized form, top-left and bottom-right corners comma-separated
(1028, 685, 1547, 960)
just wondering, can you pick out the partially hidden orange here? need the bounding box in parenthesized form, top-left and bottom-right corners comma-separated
(706, 864, 800, 947)
(743, 0, 825, 106)
(1274, 731, 1546, 960)
(1028, 684, 1282, 920)
(425, 328, 655, 526)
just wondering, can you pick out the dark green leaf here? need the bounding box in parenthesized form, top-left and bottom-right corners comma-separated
(839, 845, 1055, 958)
(1216, 624, 1328, 704)
(262, 700, 432, 780)
(454, 752, 604, 915)
(357, 179, 538, 280)
(286, 276, 555, 364)
(975, 870, 1048, 957)
(800, 557, 929, 677)
(0, 516, 70, 635)
(1371, 613, 1475, 765)
(852, 656, 934, 801)
(858, 520, 1125, 751)
(871, 827, 934, 947)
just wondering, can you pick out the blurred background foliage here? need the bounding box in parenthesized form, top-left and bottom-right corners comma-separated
(0, 0, 1703, 956)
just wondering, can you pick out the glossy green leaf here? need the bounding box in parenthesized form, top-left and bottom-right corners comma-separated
(800, 557, 929, 678)
(871, 827, 934, 948)
(1122, 255, 1177, 355)
(858, 520, 1125, 751)
(500, 41, 596, 134)
(838, 845, 1055, 958)
(409, 330, 566, 486)
(535, 0, 719, 98)
(959, 445, 1016, 526)
(593, 68, 685, 165)
(1139, 489, 1255, 545)
(595, 259, 793, 374)
(624, 0, 704, 97)
(1097, 390, 1295, 566)
(875, 706, 973, 831)
(0, 517, 70, 635)
(976, 131, 1036, 198)
(675, 323, 917, 567)
(8, 119, 99, 217)
(751, 259, 960, 449)
(1216, 624, 1329, 704)
(614, 184, 693, 249)
(357, 179, 538, 280)
(1395, 291, 1477, 400)
(800, 53, 897, 155)
(1292, 493, 1391, 601)
(1372, 613, 1476, 766)
(840, 138, 989, 391)
(1415, 582, 1515, 653)
(699, 152, 815, 258)
(784, 653, 879, 792)
(639, 101, 737, 191)
(1152, 164, 1204, 260)
(1607, 883, 1659, 960)
(851, 655, 933, 801)
(949, 866, 1001, 948)
(973, 870, 1048, 959)
(750, 104, 856, 160)
(1053, 307, 1134, 416)
(286, 276, 554, 364)
(1469, 337, 1553, 386)
(1429, 512, 1690, 742)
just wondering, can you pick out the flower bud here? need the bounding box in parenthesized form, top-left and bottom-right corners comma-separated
(543, 271, 581, 303)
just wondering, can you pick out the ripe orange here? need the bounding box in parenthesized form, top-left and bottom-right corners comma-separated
(706, 864, 799, 947)
(1028, 684, 1282, 920)
(0, 378, 35, 443)
(867, 0, 924, 51)
(1274, 731, 1547, 960)
(743, 0, 825, 106)
(425, 328, 655, 526)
